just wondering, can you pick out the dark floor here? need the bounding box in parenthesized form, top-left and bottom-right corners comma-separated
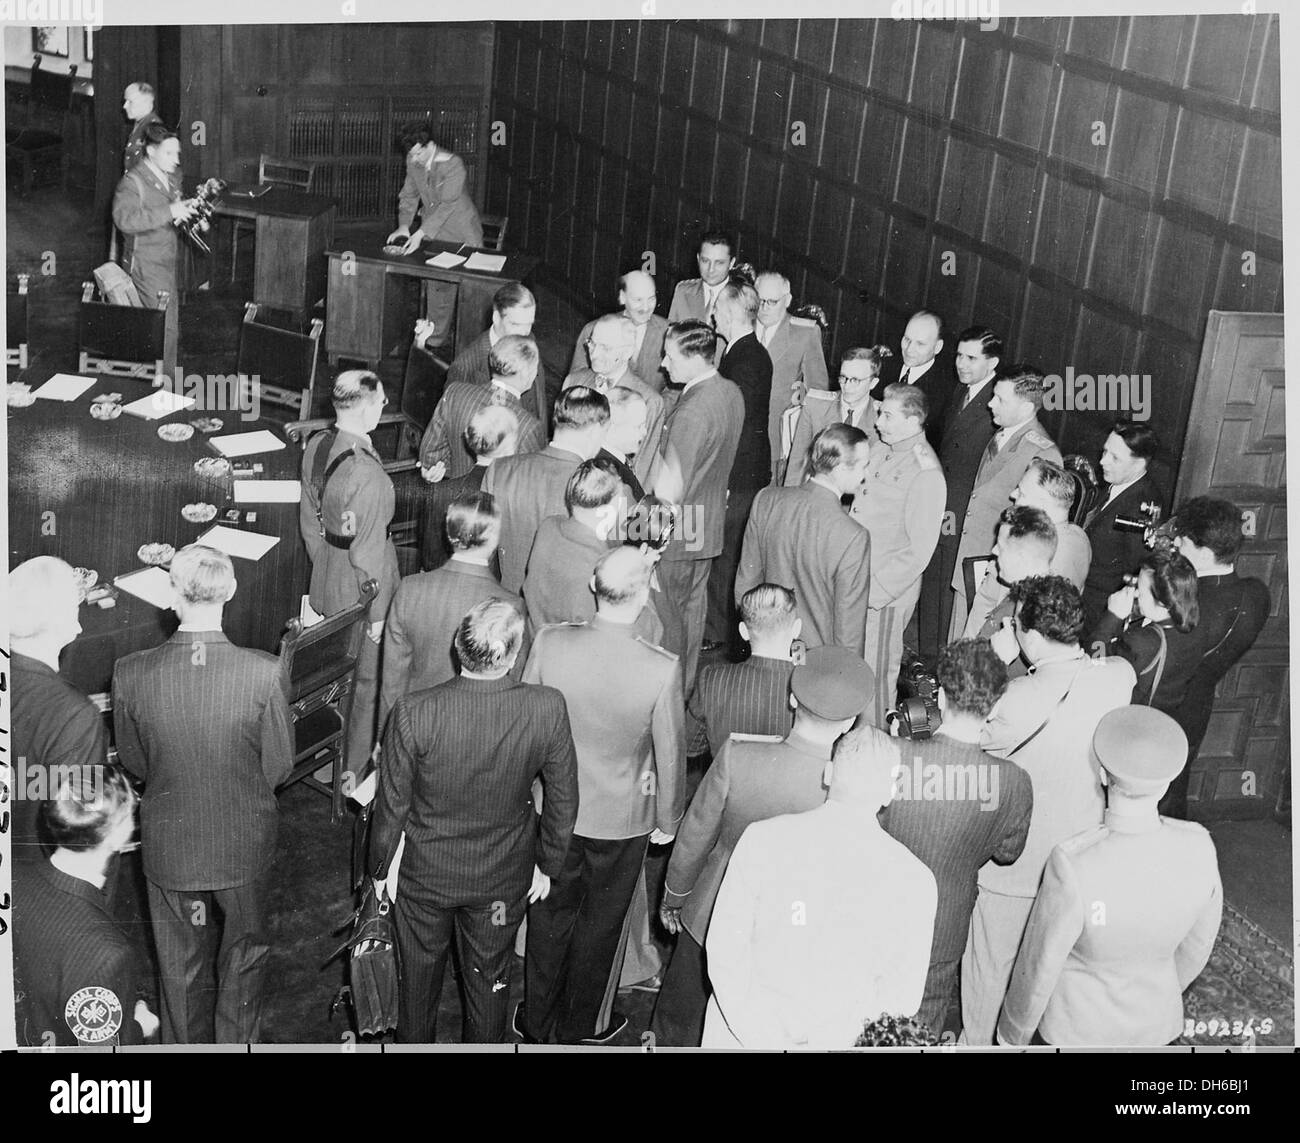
(8, 185, 1292, 1045)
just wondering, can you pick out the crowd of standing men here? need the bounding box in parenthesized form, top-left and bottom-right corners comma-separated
(11, 221, 1271, 1049)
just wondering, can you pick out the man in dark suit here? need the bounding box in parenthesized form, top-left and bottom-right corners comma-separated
(652, 320, 745, 693)
(483, 386, 611, 594)
(14, 768, 158, 1046)
(371, 599, 579, 1043)
(735, 423, 872, 657)
(420, 405, 517, 571)
(687, 584, 800, 758)
(418, 334, 544, 481)
(706, 278, 774, 648)
(600, 386, 650, 499)
(519, 548, 686, 1044)
(914, 326, 1003, 663)
(667, 229, 735, 325)
(564, 312, 665, 486)
(112, 545, 292, 1044)
(8, 558, 107, 865)
(443, 282, 549, 425)
(1165, 496, 1271, 819)
(753, 270, 831, 479)
(382, 492, 526, 722)
(1080, 420, 1165, 630)
(873, 309, 956, 446)
(879, 639, 1032, 1038)
(652, 646, 873, 1045)
(571, 269, 670, 392)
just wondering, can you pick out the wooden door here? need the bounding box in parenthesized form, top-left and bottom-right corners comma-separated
(1176, 311, 1287, 820)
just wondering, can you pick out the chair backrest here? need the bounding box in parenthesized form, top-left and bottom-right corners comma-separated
(29, 57, 77, 118)
(259, 153, 316, 192)
(278, 580, 378, 704)
(479, 213, 508, 252)
(962, 554, 996, 611)
(237, 302, 322, 419)
(1063, 453, 1103, 526)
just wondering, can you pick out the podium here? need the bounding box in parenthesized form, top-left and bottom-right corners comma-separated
(215, 187, 337, 323)
(324, 238, 538, 369)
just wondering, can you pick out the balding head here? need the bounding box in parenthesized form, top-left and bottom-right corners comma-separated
(618, 270, 658, 326)
(9, 556, 82, 650)
(592, 546, 652, 615)
(588, 313, 636, 375)
(755, 271, 792, 328)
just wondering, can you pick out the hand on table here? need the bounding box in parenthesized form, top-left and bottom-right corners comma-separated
(400, 229, 426, 256)
(385, 227, 410, 246)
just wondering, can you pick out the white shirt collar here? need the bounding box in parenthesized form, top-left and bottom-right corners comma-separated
(900, 359, 934, 383)
(1105, 474, 1141, 505)
(489, 325, 501, 348)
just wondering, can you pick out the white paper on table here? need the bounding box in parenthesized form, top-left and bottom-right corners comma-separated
(233, 479, 301, 503)
(114, 566, 176, 610)
(121, 389, 196, 419)
(208, 429, 286, 457)
(33, 373, 97, 401)
(463, 251, 507, 273)
(425, 251, 467, 268)
(195, 524, 280, 561)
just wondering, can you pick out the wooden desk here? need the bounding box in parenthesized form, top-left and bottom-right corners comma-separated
(324, 238, 538, 369)
(8, 377, 310, 697)
(215, 187, 337, 322)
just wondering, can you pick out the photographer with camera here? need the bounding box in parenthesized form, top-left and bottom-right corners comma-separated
(960, 575, 1135, 1043)
(1081, 421, 1164, 629)
(1160, 497, 1271, 818)
(880, 639, 1032, 1039)
(1090, 549, 1203, 711)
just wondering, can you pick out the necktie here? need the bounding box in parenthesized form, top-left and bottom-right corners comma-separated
(983, 432, 1001, 463)
(900, 368, 911, 386)
(595, 374, 612, 391)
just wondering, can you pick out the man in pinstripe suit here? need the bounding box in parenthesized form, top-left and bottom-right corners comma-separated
(371, 599, 580, 1043)
(686, 583, 800, 759)
(112, 545, 293, 1044)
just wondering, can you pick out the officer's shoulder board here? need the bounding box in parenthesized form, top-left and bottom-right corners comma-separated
(728, 732, 784, 744)
(1057, 825, 1108, 856)
(1160, 817, 1213, 841)
(912, 442, 940, 470)
(1024, 428, 1056, 451)
(633, 635, 680, 663)
(534, 621, 587, 640)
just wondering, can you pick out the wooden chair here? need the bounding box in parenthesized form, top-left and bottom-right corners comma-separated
(230, 153, 319, 282)
(277, 579, 378, 823)
(962, 554, 997, 615)
(77, 278, 168, 379)
(5, 57, 77, 196)
(479, 213, 509, 252)
(7, 273, 30, 371)
(236, 302, 323, 420)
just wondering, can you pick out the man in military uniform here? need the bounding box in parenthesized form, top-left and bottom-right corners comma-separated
(518, 547, 686, 1045)
(122, 82, 163, 173)
(851, 383, 946, 726)
(753, 270, 830, 480)
(667, 229, 735, 325)
(651, 646, 873, 1046)
(299, 371, 401, 771)
(998, 707, 1223, 1046)
(949, 366, 1062, 640)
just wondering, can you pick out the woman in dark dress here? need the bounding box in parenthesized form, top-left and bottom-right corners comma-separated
(1090, 549, 1201, 711)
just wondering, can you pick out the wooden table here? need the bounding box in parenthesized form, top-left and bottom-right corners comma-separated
(323, 237, 538, 369)
(213, 186, 337, 323)
(7, 378, 311, 698)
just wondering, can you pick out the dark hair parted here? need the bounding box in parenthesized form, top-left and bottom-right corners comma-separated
(665, 319, 719, 360)
(955, 325, 1003, 360)
(1112, 419, 1160, 462)
(998, 505, 1058, 556)
(1175, 496, 1245, 565)
(445, 491, 500, 551)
